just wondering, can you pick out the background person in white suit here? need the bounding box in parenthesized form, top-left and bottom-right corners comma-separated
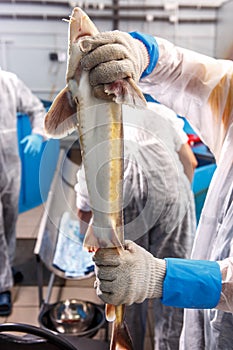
(75, 101, 196, 350)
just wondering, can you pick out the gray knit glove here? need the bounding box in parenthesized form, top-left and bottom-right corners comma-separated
(79, 31, 149, 87)
(93, 240, 166, 306)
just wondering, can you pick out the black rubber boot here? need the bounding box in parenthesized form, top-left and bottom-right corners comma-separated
(0, 291, 12, 316)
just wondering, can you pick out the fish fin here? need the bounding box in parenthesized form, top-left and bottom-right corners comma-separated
(84, 224, 123, 250)
(83, 224, 96, 252)
(104, 78, 147, 108)
(105, 304, 116, 322)
(44, 86, 78, 138)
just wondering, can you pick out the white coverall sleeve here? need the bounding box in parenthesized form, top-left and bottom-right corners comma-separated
(140, 37, 233, 162)
(75, 165, 91, 211)
(14, 74, 46, 136)
(139, 36, 233, 313)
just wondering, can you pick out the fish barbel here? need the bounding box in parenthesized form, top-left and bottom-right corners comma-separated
(44, 7, 146, 350)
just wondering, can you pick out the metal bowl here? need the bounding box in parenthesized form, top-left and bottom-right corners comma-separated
(49, 299, 95, 334)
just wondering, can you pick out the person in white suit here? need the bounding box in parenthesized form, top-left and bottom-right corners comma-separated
(77, 30, 233, 349)
(0, 69, 46, 316)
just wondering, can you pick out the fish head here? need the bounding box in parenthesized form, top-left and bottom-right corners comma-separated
(69, 7, 99, 43)
(66, 7, 99, 82)
(44, 7, 99, 139)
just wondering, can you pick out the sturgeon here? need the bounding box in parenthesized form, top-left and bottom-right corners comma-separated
(44, 7, 146, 349)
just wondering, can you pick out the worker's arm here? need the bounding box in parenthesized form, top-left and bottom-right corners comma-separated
(15, 75, 46, 136)
(94, 240, 223, 310)
(178, 143, 197, 183)
(79, 31, 233, 161)
(11, 73, 46, 155)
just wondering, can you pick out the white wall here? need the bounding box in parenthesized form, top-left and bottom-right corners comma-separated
(215, 0, 233, 59)
(0, 0, 230, 101)
(0, 18, 68, 100)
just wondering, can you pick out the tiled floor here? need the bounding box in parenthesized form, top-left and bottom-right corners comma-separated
(0, 204, 154, 349)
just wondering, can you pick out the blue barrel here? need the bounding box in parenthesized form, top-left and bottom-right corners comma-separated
(17, 101, 60, 213)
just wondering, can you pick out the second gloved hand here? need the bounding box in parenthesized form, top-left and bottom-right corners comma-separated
(20, 133, 43, 155)
(79, 31, 149, 87)
(93, 240, 166, 306)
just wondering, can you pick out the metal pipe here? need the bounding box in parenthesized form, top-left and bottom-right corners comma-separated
(0, 13, 217, 24)
(0, 0, 220, 10)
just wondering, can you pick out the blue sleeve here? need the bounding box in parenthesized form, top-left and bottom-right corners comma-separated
(161, 258, 222, 309)
(129, 32, 159, 78)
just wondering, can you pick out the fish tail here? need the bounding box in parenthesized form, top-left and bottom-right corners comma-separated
(108, 305, 134, 350)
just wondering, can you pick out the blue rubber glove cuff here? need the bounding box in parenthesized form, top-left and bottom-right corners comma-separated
(129, 31, 159, 78)
(162, 258, 222, 309)
(20, 134, 43, 155)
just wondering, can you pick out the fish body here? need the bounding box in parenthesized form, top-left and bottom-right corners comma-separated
(68, 76, 125, 250)
(44, 7, 146, 350)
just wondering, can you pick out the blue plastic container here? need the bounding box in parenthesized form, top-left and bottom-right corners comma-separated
(192, 163, 216, 224)
(17, 102, 60, 213)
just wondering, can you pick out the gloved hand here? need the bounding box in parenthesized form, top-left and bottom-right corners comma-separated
(79, 31, 149, 87)
(20, 134, 43, 155)
(93, 240, 166, 306)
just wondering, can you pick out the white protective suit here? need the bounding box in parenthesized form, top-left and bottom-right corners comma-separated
(139, 37, 233, 350)
(0, 70, 45, 293)
(75, 101, 196, 350)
